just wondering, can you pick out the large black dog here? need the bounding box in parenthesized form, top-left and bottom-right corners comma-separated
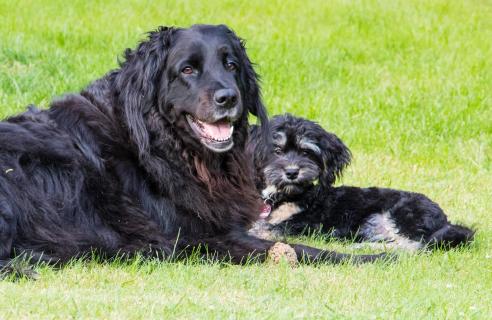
(248, 114, 474, 251)
(0, 25, 387, 277)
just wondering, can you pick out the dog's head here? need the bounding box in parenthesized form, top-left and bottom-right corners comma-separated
(114, 24, 268, 156)
(257, 114, 351, 199)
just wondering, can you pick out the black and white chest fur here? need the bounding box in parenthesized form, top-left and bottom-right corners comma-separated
(248, 185, 305, 240)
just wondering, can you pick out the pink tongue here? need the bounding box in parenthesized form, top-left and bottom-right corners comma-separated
(259, 203, 271, 219)
(201, 121, 231, 139)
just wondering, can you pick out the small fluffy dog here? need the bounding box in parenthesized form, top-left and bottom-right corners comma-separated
(248, 114, 474, 251)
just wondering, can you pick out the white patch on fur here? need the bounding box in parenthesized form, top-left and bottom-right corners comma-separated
(285, 165, 299, 170)
(299, 138, 321, 155)
(248, 203, 302, 240)
(248, 220, 281, 240)
(261, 185, 277, 200)
(359, 212, 423, 252)
(273, 131, 287, 146)
(268, 202, 302, 224)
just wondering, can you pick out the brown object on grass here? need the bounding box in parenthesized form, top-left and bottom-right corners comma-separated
(268, 242, 298, 267)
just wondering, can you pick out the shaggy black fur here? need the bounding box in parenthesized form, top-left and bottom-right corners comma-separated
(0, 25, 387, 277)
(248, 114, 475, 250)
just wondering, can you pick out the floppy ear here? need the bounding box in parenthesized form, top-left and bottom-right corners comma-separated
(246, 123, 270, 171)
(222, 25, 270, 150)
(319, 131, 351, 188)
(238, 43, 268, 127)
(114, 26, 176, 160)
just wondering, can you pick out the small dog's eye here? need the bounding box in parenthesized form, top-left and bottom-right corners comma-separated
(302, 150, 310, 156)
(181, 66, 194, 75)
(274, 147, 282, 155)
(225, 61, 237, 71)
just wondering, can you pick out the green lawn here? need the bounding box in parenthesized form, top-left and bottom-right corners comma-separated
(1, 0, 491, 318)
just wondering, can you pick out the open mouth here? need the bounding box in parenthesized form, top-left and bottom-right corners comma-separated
(186, 114, 234, 152)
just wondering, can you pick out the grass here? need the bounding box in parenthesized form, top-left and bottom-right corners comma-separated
(0, 0, 491, 318)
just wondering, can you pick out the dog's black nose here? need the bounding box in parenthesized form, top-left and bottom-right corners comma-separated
(214, 89, 237, 108)
(285, 168, 299, 180)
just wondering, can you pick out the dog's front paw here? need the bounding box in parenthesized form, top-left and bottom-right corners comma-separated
(268, 242, 297, 267)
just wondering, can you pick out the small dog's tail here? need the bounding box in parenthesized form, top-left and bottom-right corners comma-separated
(427, 223, 475, 249)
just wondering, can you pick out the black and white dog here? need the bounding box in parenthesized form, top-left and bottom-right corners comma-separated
(248, 114, 475, 251)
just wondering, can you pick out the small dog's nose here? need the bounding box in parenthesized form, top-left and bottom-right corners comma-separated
(285, 168, 299, 180)
(214, 89, 238, 108)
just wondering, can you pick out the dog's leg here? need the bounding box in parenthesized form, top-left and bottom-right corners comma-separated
(0, 198, 26, 279)
(199, 231, 392, 265)
(290, 242, 391, 264)
(383, 192, 474, 249)
(426, 223, 475, 248)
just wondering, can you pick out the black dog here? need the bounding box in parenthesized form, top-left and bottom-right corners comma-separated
(0, 25, 388, 277)
(248, 114, 474, 251)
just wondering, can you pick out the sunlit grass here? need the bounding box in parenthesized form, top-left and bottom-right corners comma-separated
(0, 0, 491, 318)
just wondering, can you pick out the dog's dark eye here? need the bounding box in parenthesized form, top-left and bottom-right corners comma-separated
(181, 66, 194, 75)
(274, 147, 282, 155)
(225, 61, 237, 72)
(302, 150, 310, 156)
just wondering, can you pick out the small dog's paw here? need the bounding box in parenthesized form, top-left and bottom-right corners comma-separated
(268, 242, 297, 267)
